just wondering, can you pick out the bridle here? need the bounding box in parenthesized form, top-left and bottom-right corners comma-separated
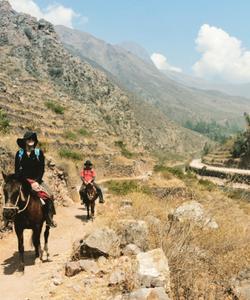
(86, 184, 97, 201)
(3, 185, 31, 214)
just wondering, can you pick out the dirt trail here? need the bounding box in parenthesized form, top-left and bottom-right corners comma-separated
(0, 174, 148, 300)
(190, 159, 250, 176)
(0, 203, 90, 300)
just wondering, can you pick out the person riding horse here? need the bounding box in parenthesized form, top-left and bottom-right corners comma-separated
(15, 131, 56, 228)
(79, 160, 104, 204)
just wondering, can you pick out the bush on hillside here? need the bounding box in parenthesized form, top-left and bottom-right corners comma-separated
(78, 128, 91, 137)
(45, 100, 64, 115)
(0, 109, 10, 133)
(48, 67, 63, 78)
(154, 164, 185, 179)
(184, 119, 240, 143)
(231, 113, 250, 158)
(63, 131, 77, 141)
(115, 140, 133, 158)
(58, 148, 82, 160)
(106, 180, 141, 195)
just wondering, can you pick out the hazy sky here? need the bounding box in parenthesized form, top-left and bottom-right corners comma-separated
(8, 0, 250, 83)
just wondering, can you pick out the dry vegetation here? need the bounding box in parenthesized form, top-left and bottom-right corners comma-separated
(94, 169, 250, 300)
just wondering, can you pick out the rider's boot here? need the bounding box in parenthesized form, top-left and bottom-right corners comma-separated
(99, 195, 105, 204)
(45, 198, 57, 228)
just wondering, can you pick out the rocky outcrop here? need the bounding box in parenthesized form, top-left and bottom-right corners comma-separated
(72, 227, 120, 259)
(231, 268, 250, 300)
(136, 248, 171, 292)
(0, 1, 208, 156)
(0, 147, 14, 229)
(118, 219, 149, 251)
(169, 201, 218, 229)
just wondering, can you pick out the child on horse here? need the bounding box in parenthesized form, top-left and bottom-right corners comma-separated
(79, 160, 104, 204)
(15, 131, 57, 227)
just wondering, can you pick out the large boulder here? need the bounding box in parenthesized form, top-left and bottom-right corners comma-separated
(170, 201, 218, 229)
(73, 227, 120, 259)
(231, 268, 250, 300)
(136, 248, 171, 292)
(118, 219, 149, 251)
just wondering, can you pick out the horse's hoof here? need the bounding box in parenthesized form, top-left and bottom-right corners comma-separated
(35, 257, 42, 265)
(18, 264, 24, 273)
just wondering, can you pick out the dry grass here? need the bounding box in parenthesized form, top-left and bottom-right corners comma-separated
(99, 174, 250, 300)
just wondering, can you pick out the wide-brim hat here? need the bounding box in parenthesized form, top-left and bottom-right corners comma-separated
(17, 131, 38, 149)
(84, 160, 93, 166)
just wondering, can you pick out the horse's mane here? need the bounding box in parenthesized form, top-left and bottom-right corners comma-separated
(5, 173, 32, 197)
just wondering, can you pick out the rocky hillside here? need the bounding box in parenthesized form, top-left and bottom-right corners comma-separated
(0, 0, 208, 160)
(56, 25, 250, 127)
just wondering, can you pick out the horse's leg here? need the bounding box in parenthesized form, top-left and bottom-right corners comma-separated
(32, 225, 43, 263)
(91, 201, 95, 220)
(43, 225, 50, 261)
(15, 226, 25, 272)
(86, 202, 90, 219)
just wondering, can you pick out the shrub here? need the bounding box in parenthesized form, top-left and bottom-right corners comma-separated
(198, 179, 216, 191)
(58, 148, 82, 160)
(63, 131, 77, 141)
(154, 164, 185, 179)
(0, 109, 10, 133)
(106, 180, 140, 195)
(78, 128, 91, 137)
(115, 141, 133, 158)
(202, 142, 212, 156)
(231, 133, 247, 158)
(45, 101, 64, 115)
(48, 67, 63, 78)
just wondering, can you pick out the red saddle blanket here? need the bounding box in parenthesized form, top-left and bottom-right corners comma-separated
(27, 179, 50, 200)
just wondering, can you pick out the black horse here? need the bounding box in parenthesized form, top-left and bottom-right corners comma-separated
(2, 172, 50, 272)
(81, 183, 98, 220)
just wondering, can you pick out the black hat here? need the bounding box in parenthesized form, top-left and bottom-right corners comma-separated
(84, 160, 93, 166)
(17, 131, 38, 149)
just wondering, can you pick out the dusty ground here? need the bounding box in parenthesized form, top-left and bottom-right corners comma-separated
(0, 202, 97, 300)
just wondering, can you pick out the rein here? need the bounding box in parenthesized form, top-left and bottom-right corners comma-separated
(3, 186, 31, 214)
(87, 185, 97, 201)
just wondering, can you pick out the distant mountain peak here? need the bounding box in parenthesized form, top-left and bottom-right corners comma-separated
(117, 41, 153, 64)
(0, 0, 13, 12)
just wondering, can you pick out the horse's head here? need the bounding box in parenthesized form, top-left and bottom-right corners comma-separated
(2, 172, 31, 220)
(86, 183, 97, 201)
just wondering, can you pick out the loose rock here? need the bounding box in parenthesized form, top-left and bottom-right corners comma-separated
(79, 259, 99, 274)
(118, 219, 149, 251)
(231, 268, 250, 300)
(170, 201, 218, 229)
(136, 248, 171, 291)
(65, 261, 81, 277)
(122, 244, 141, 256)
(73, 227, 120, 259)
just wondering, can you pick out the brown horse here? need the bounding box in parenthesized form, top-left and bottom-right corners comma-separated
(84, 183, 98, 220)
(2, 172, 50, 272)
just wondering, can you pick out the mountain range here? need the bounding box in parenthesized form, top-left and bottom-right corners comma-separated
(0, 0, 207, 158)
(56, 25, 250, 128)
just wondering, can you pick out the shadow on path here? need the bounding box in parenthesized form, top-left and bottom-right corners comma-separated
(75, 207, 89, 223)
(1, 251, 36, 275)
